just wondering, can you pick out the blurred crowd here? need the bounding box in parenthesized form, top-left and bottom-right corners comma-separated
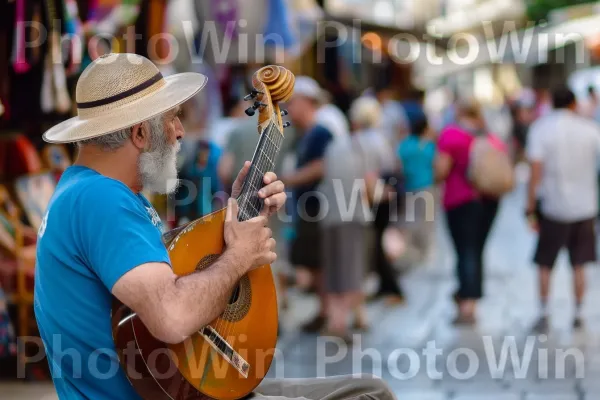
(156, 71, 600, 345)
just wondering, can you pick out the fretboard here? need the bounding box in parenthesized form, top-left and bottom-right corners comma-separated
(237, 122, 283, 221)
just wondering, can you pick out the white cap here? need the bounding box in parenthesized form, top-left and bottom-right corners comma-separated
(292, 76, 328, 103)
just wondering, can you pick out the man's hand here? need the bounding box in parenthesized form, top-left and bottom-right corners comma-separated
(525, 201, 539, 232)
(224, 198, 277, 271)
(231, 161, 287, 217)
(526, 212, 539, 232)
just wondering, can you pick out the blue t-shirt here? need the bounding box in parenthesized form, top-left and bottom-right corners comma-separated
(294, 124, 333, 212)
(34, 165, 170, 400)
(398, 135, 436, 191)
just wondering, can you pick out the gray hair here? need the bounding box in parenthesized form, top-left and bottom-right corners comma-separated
(78, 115, 164, 151)
(349, 96, 382, 130)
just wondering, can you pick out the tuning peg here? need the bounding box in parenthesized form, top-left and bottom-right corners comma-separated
(280, 109, 288, 116)
(243, 88, 264, 101)
(283, 122, 291, 128)
(245, 101, 267, 116)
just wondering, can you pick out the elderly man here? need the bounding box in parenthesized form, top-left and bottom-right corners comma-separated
(282, 76, 337, 332)
(34, 54, 395, 400)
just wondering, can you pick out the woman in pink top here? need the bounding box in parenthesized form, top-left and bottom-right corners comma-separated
(436, 100, 505, 324)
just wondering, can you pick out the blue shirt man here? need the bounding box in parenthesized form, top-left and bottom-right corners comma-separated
(34, 165, 169, 400)
(293, 124, 334, 214)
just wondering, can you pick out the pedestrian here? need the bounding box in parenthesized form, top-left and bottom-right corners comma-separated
(526, 86, 600, 332)
(387, 108, 437, 272)
(436, 99, 506, 324)
(367, 88, 408, 304)
(172, 100, 225, 225)
(282, 76, 335, 332)
(217, 97, 262, 195)
(317, 96, 378, 342)
(510, 89, 537, 164)
(316, 99, 350, 141)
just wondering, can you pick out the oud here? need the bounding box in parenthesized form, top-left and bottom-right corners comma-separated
(111, 65, 295, 400)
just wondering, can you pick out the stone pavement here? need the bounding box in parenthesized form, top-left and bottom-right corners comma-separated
(270, 179, 600, 400)
(6, 178, 600, 399)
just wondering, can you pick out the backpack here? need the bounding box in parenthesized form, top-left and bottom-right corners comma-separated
(467, 135, 515, 198)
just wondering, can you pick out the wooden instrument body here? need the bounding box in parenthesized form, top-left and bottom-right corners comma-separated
(112, 207, 278, 400)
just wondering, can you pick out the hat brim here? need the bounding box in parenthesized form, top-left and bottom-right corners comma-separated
(42, 72, 208, 144)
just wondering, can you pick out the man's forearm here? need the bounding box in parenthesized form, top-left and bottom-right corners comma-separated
(165, 249, 248, 342)
(527, 161, 542, 212)
(284, 160, 324, 188)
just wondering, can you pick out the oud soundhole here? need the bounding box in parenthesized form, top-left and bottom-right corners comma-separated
(195, 254, 251, 322)
(229, 285, 241, 304)
(222, 275, 251, 322)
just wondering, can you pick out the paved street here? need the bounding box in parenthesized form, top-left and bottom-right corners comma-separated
(272, 177, 600, 399)
(6, 175, 600, 399)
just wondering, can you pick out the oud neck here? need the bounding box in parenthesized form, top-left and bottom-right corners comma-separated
(237, 122, 283, 221)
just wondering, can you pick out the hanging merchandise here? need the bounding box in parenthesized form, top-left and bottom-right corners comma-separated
(0, 2, 10, 121)
(166, 0, 198, 39)
(290, 0, 324, 55)
(148, 0, 168, 62)
(41, 0, 71, 114)
(195, 0, 267, 67)
(62, 0, 84, 76)
(263, 0, 297, 52)
(91, 0, 141, 55)
(80, 0, 99, 70)
(12, 0, 32, 74)
(212, 0, 238, 82)
(211, 0, 238, 41)
(94, 0, 124, 33)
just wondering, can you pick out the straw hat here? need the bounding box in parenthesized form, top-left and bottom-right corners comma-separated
(42, 53, 207, 143)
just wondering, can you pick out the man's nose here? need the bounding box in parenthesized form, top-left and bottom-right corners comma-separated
(176, 118, 185, 140)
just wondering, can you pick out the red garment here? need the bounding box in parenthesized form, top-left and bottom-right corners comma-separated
(0, 135, 43, 180)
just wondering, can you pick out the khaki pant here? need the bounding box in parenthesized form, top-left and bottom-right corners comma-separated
(252, 374, 397, 399)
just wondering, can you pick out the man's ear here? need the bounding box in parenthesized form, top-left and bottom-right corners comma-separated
(130, 123, 147, 150)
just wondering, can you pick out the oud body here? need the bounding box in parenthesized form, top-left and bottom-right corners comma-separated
(111, 66, 295, 400)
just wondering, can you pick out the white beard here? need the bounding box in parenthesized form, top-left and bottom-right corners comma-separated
(139, 139, 181, 195)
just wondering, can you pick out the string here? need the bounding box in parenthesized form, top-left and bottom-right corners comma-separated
(215, 123, 274, 348)
(248, 124, 281, 218)
(223, 121, 283, 348)
(220, 125, 274, 342)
